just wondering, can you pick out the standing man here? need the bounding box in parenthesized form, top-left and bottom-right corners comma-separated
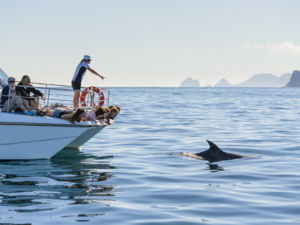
(72, 55, 105, 108)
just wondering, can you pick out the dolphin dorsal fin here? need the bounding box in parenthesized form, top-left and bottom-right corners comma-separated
(206, 140, 223, 153)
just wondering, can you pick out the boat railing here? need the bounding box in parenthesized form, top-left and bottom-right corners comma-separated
(0, 82, 110, 113)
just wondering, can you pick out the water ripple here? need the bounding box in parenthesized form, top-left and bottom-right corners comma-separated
(1, 88, 300, 224)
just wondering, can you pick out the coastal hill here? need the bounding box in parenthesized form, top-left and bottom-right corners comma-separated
(180, 73, 292, 87)
(285, 70, 300, 87)
(215, 78, 231, 87)
(234, 73, 291, 87)
(179, 77, 200, 87)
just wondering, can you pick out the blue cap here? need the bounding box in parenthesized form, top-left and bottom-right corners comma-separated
(83, 55, 91, 60)
(7, 77, 15, 83)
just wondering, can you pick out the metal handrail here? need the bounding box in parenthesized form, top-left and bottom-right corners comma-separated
(14, 81, 110, 91)
(0, 83, 110, 113)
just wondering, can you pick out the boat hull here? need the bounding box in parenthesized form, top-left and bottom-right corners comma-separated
(65, 126, 104, 148)
(0, 114, 106, 160)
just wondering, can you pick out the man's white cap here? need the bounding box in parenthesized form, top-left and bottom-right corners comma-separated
(83, 55, 91, 60)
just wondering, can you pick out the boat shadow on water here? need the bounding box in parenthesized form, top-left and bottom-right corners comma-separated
(0, 148, 116, 215)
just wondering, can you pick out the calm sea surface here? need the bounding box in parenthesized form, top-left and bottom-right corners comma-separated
(1, 87, 300, 225)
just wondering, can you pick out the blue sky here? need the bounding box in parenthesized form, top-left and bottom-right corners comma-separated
(1, 0, 300, 86)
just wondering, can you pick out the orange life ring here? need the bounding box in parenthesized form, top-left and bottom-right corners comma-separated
(80, 86, 105, 107)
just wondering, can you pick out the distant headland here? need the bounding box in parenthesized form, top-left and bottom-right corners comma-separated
(285, 70, 300, 87)
(179, 77, 200, 87)
(179, 71, 300, 87)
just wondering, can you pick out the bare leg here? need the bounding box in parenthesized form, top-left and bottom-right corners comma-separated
(46, 109, 54, 117)
(2, 97, 26, 112)
(2, 99, 14, 112)
(15, 96, 27, 112)
(61, 113, 73, 121)
(30, 97, 40, 109)
(30, 97, 40, 112)
(73, 91, 80, 108)
(22, 98, 31, 110)
(2, 100, 10, 112)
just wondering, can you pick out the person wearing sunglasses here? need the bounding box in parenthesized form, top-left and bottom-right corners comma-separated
(16, 75, 45, 113)
(0, 76, 33, 115)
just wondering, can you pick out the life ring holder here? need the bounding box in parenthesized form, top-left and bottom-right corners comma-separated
(80, 86, 105, 107)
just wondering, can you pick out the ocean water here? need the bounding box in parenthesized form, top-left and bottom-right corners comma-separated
(1, 87, 300, 225)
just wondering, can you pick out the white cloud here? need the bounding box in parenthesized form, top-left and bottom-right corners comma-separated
(246, 42, 300, 54)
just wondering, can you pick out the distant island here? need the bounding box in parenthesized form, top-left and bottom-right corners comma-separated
(285, 70, 300, 87)
(179, 77, 200, 87)
(180, 73, 293, 87)
(214, 78, 231, 87)
(231, 73, 291, 87)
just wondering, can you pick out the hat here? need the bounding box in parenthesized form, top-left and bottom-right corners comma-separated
(83, 55, 91, 60)
(7, 77, 15, 83)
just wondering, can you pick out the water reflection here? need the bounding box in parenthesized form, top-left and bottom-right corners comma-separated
(0, 148, 116, 214)
(207, 163, 224, 172)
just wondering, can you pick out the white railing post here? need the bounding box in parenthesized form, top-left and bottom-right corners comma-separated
(107, 90, 110, 107)
(6, 85, 11, 113)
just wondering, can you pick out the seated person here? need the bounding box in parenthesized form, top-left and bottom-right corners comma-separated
(0, 77, 34, 115)
(0, 76, 15, 108)
(16, 75, 45, 111)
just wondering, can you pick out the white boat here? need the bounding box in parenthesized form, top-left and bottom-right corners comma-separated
(0, 68, 113, 160)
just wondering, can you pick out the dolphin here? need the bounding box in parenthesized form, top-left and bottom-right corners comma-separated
(180, 140, 246, 162)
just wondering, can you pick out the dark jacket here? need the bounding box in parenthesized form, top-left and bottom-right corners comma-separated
(16, 82, 43, 100)
(0, 84, 11, 108)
